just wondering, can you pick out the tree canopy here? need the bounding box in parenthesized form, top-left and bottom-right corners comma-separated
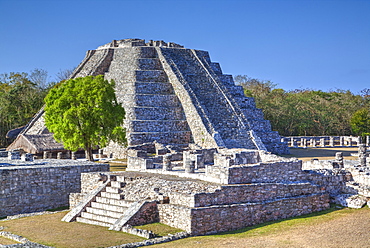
(234, 75, 370, 137)
(0, 69, 51, 147)
(44, 75, 126, 161)
(350, 108, 370, 137)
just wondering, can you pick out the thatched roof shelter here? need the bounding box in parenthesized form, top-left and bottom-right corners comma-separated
(6, 107, 64, 154)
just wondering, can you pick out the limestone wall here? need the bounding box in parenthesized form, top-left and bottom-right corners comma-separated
(189, 193, 329, 235)
(0, 160, 109, 217)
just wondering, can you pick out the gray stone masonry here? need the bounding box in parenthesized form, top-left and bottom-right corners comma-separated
(0, 159, 108, 217)
(67, 147, 335, 236)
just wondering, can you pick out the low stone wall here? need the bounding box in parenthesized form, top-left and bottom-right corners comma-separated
(0, 159, 109, 217)
(192, 182, 324, 207)
(158, 193, 329, 235)
(189, 193, 329, 235)
(206, 160, 305, 184)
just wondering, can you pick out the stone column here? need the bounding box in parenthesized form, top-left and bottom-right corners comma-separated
(21, 153, 33, 162)
(359, 144, 367, 167)
(320, 138, 325, 147)
(57, 152, 63, 160)
(302, 139, 307, 148)
(291, 137, 297, 147)
(184, 159, 195, 173)
(329, 137, 334, 147)
(71, 152, 77, 160)
(163, 154, 172, 171)
(310, 139, 316, 147)
(43, 151, 51, 159)
(335, 152, 344, 168)
(339, 136, 344, 146)
(367, 136, 370, 147)
(348, 137, 353, 147)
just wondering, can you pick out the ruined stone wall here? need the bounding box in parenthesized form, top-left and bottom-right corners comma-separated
(189, 193, 329, 235)
(0, 161, 109, 217)
(206, 160, 305, 184)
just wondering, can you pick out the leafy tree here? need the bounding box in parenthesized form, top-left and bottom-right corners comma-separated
(234, 75, 368, 137)
(44, 75, 126, 161)
(350, 108, 370, 137)
(0, 70, 50, 147)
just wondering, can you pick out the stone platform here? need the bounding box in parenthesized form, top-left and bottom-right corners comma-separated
(65, 149, 330, 235)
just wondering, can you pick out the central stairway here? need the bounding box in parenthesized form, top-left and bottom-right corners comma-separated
(62, 174, 159, 231)
(76, 180, 134, 227)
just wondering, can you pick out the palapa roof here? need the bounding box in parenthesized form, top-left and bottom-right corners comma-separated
(6, 107, 64, 154)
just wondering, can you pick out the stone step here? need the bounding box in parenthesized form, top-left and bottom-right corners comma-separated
(123, 94, 181, 107)
(135, 70, 168, 82)
(125, 106, 186, 121)
(86, 207, 124, 218)
(129, 131, 192, 146)
(127, 120, 190, 133)
(91, 202, 129, 213)
(95, 196, 133, 207)
(76, 217, 111, 227)
(100, 191, 125, 200)
(105, 186, 123, 194)
(80, 211, 118, 224)
(110, 181, 126, 188)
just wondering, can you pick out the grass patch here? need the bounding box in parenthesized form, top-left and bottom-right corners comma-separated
(109, 162, 127, 171)
(1, 212, 143, 248)
(109, 158, 128, 171)
(152, 207, 370, 248)
(0, 236, 19, 245)
(134, 222, 184, 237)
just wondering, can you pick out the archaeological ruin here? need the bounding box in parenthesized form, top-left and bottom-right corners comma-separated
(3, 39, 370, 239)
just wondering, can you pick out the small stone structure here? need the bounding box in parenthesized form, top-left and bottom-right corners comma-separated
(0, 159, 108, 217)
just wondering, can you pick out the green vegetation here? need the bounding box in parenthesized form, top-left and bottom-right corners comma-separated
(235, 75, 370, 137)
(0, 69, 50, 147)
(44, 75, 126, 161)
(350, 108, 370, 137)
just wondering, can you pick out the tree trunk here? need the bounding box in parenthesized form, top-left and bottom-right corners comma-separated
(85, 146, 94, 161)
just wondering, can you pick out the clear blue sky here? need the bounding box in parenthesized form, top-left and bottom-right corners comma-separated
(1, 0, 369, 93)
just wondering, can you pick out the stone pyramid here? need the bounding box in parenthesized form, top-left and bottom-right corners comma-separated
(8, 39, 289, 155)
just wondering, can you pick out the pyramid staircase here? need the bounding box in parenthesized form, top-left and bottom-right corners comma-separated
(104, 46, 192, 147)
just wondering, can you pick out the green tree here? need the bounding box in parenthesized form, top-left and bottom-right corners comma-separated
(44, 75, 126, 161)
(0, 70, 50, 147)
(350, 108, 370, 137)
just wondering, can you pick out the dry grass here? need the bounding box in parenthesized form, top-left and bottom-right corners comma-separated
(134, 223, 184, 237)
(1, 212, 143, 248)
(152, 207, 370, 248)
(0, 236, 19, 245)
(284, 147, 359, 161)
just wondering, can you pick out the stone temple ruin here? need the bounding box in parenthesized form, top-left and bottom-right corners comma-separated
(7, 38, 288, 156)
(4, 39, 370, 239)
